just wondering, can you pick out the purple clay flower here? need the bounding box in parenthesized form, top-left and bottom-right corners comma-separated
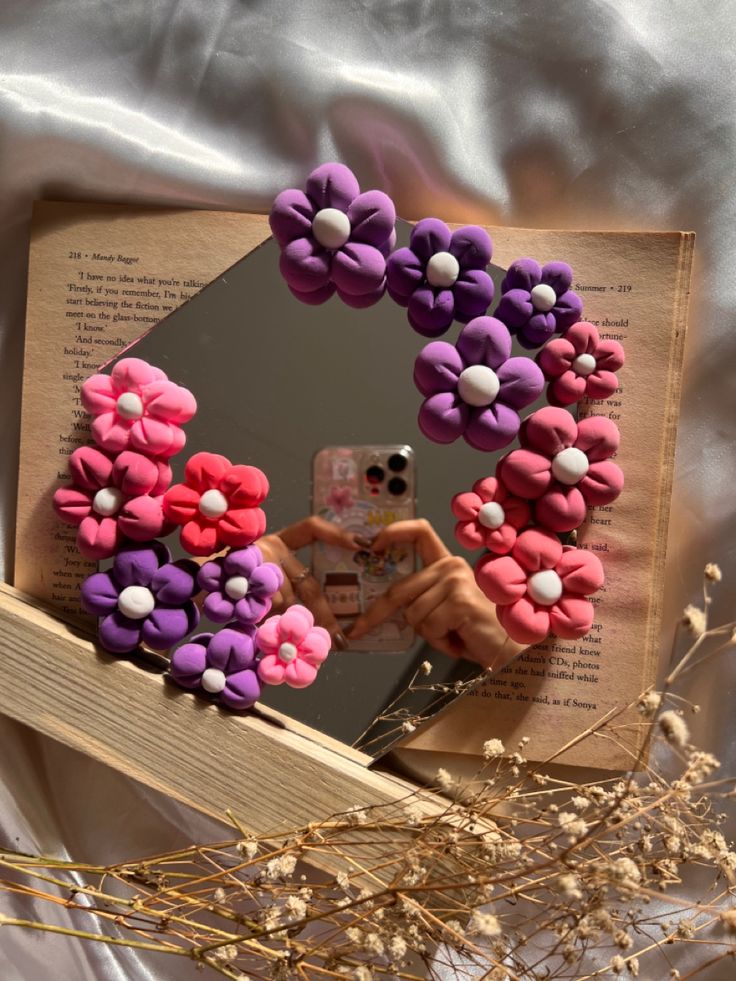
(386, 218, 494, 337)
(169, 626, 261, 711)
(80, 540, 200, 654)
(414, 316, 544, 452)
(197, 545, 283, 626)
(494, 258, 583, 349)
(269, 162, 396, 308)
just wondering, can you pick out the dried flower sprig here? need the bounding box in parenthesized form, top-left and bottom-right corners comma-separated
(1, 564, 735, 979)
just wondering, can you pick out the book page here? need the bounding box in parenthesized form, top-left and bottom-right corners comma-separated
(403, 229, 693, 768)
(16, 205, 692, 770)
(15, 202, 269, 619)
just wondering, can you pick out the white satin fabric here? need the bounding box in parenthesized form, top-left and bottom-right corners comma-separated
(1, 2, 735, 978)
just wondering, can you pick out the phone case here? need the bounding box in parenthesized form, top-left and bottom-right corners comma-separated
(312, 444, 416, 652)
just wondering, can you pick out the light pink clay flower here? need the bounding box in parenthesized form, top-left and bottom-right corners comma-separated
(256, 605, 331, 689)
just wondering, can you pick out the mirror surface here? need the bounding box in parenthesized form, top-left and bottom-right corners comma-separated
(106, 221, 544, 756)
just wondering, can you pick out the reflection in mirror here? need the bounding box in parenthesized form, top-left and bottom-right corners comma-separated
(104, 221, 546, 758)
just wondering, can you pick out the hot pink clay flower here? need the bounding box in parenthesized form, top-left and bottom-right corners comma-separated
(451, 477, 530, 555)
(498, 407, 623, 533)
(53, 445, 172, 559)
(81, 357, 196, 458)
(538, 322, 625, 406)
(475, 528, 604, 645)
(256, 605, 331, 689)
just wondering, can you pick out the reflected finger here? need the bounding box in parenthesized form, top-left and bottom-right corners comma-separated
(278, 515, 359, 552)
(281, 552, 347, 650)
(370, 519, 450, 566)
(347, 564, 442, 640)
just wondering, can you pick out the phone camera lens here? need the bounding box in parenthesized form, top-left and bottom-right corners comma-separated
(387, 476, 407, 497)
(387, 452, 408, 473)
(366, 465, 384, 485)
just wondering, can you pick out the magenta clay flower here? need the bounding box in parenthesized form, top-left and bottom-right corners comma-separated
(451, 476, 531, 555)
(269, 162, 396, 308)
(256, 605, 331, 689)
(81, 358, 196, 458)
(197, 545, 283, 626)
(495, 258, 583, 349)
(475, 528, 604, 645)
(538, 321, 625, 406)
(53, 445, 172, 559)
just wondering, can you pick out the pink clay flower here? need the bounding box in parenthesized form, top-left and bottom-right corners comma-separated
(256, 605, 331, 689)
(81, 357, 196, 458)
(53, 445, 171, 559)
(475, 528, 604, 645)
(451, 476, 530, 555)
(498, 406, 623, 533)
(538, 321, 625, 406)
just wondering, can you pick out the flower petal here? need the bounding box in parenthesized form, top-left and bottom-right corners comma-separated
(223, 545, 262, 578)
(143, 379, 197, 424)
(91, 413, 132, 453)
(113, 542, 169, 588)
(184, 452, 231, 492)
(512, 528, 563, 574)
(170, 638, 210, 687)
(385, 246, 424, 300)
(332, 242, 386, 296)
(203, 593, 235, 623)
(556, 548, 605, 596)
(255, 615, 281, 655)
(77, 515, 121, 559)
(208, 626, 257, 672)
(142, 604, 199, 650)
(413, 342, 463, 396)
(118, 495, 169, 541)
(449, 225, 492, 269)
(518, 312, 556, 349)
(579, 461, 624, 506)
(111, 357, 166, 393)
(53, 486, 93, 526)
(180, 518, 220, 556)
(540, 261, 573, 296)
(162, 483, 200, 523)
(256, 653, 285, 685)
(500, 257, 541, 293)
(563, 321, 599, 355)
(336, 283, 385, 308)
(451, 491, 483, 522)
(219, 507, 267, 547)
(112, 450, 160, 496)
(305, 162, 359, 211)
(407, 286, 455, 336)
(222, 466, 269, 508)
(347, 190, 395, 248)
(586, 370, 619, 401)
(279, 604, 314, 645)
(151, 559, 199, 605)
(456, 316, 511, 370)
(549, 597, 594, 639)
(553, 290, 583, 331)
(99, 611, 142, 654)
(283, 657, 319, 688)
(595, 339, 625, 373)
(418, 392, 468, 444)
(537, 337, 576, 379)
(521, 406, 577, 456)
(409, 217, 451, 263)
(549, 372, 588, 406)
(498, 598, 550, 645)
(474, 554, 528, 605)
(80, 571, 119, 616)
(575, 416, 620, 461)
(222, 670, 261, 710)
(495, 289, 534, 331)
(269, 188, 315, 247)
(299, 625, 331, 665)
(249, 562, 284, 596)
(465, 403, 520, 452)
(279, 237, 332, 293)
(496, 357, 544, 409)
(452, 268, 494, 322)
(454, 520, 486, 550)
(289, 282, 336, 305)
(68, 445, 113, 491)
(535, 485, 587, 533)
(498, 449, 552, 499)
(129, 416, 178, 457)
(80, 374, 117, 415)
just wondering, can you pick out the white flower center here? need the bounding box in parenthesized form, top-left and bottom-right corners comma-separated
(572, 353, 597, 377)
(551, 446, 589, 485)
(457, 365, 500, 407)
(530, 283, 557, 312)
(116, 391, 144, 420)
(426, 251, 460, 288)
(201, 667, 227, 694)
(224, 575, 250, 600)
(527, 569, 563, 606)
(312, 208, 351, 250)
(278, 642, 298, 663)
(92, 486, 124, 517)
(117, 584, 155, 620)
(199, 489, 229, 518)
(477, 501, 506, 530)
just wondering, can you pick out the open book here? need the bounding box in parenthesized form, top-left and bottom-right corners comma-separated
(16, 201, 693, 769)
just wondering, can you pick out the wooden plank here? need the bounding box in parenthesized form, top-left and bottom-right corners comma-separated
(0, 583, 428, 873)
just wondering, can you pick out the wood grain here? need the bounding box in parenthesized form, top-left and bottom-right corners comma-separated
(0, 582, 431, 875)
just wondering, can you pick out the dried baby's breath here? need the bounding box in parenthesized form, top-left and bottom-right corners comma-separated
(659, 710, 690, 748)
(482, 738, 506, 759)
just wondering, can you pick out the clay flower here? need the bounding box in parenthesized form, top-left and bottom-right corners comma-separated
(498, 406, 623, 533)
(538, 321, 625, 406)
(53, 445, 172, 559)
(475, 528, 604, 645)
(197, 545, 283, 625)
(451, 476, 531, 555)
(81, 357, 197, 458)
(170, 626, 261, 710)
(163, 452, 269, 557)
(414, 316, 545, 451)
(386, 218, 494, 336)
(80, 540, 200, 654)
(256, 605, 331, 689)
(495, 259, 583, 349)
(269, 162, 396, 308)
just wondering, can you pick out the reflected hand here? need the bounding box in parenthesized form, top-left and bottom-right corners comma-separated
(347, 519, 525, 669)
(257, 515, 360, 651)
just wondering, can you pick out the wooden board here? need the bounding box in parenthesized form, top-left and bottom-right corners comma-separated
(0, 582, 432, 875)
